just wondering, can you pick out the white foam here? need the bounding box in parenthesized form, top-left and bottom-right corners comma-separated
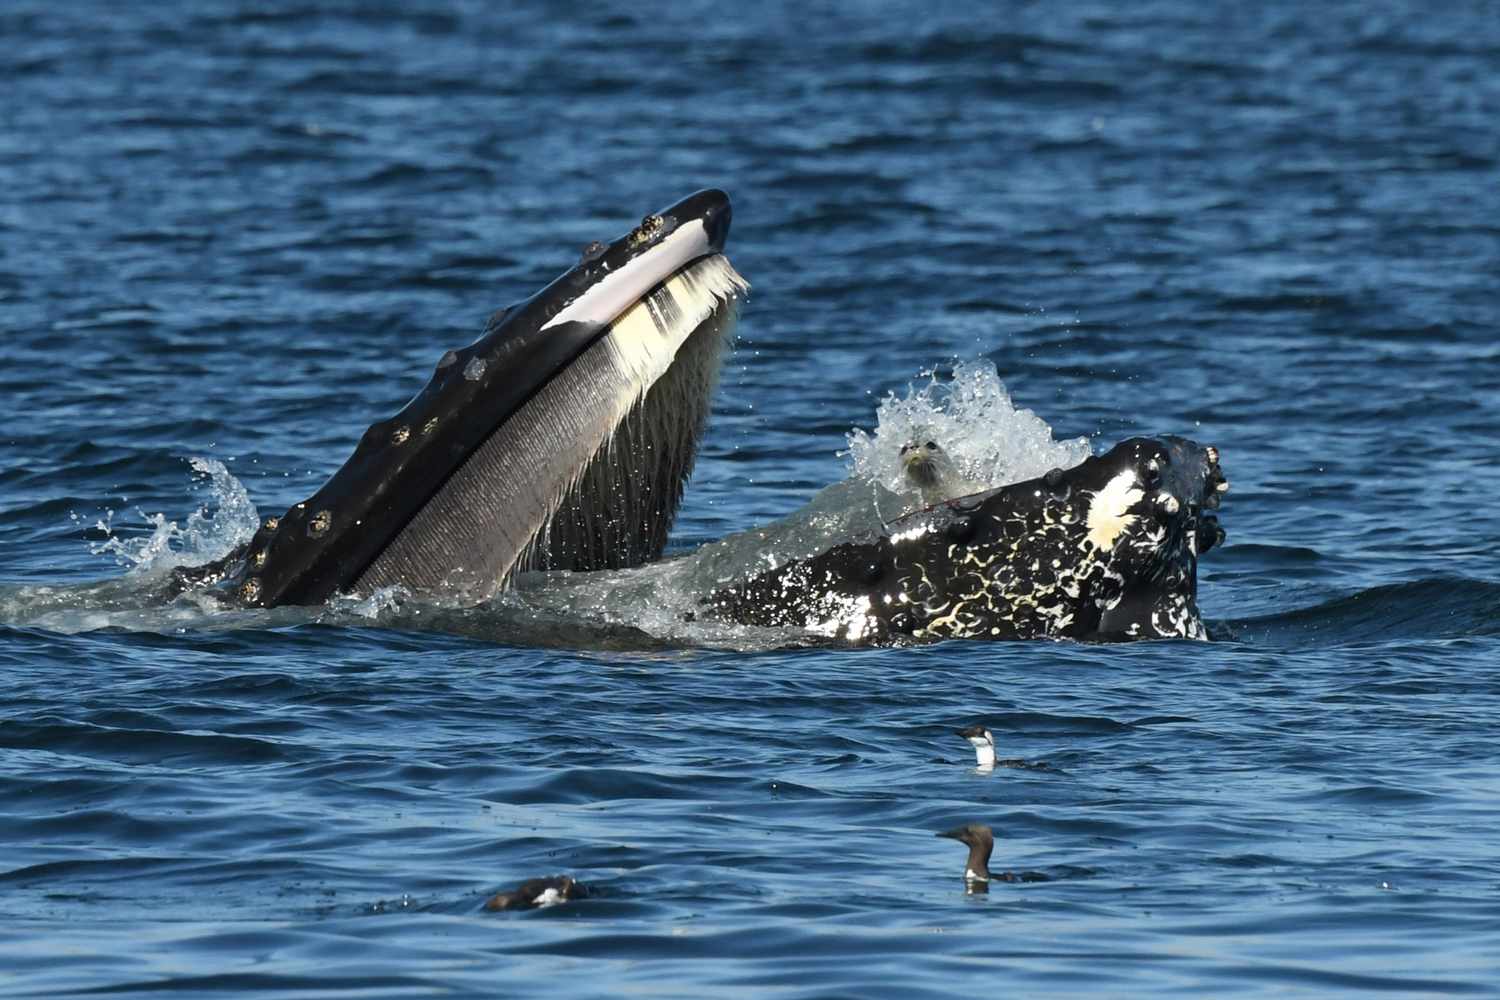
(88, 457, 261, 575)
(845, 361, 1091, 504)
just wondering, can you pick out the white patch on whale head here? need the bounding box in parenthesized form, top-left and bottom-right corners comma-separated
(1085, 470, 1144, 551)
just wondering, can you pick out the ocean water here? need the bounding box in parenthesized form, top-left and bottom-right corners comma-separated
(3, 1, 1500, 996)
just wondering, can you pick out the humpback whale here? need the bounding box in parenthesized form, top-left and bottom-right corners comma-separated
(166, 190, 1230, 645)
(701, 436, 1229, 643)
(186, 189, 748, 608)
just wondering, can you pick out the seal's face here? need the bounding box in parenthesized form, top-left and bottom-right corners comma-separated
(900, 439, 948, 489)
(703, 435, 1229, 644)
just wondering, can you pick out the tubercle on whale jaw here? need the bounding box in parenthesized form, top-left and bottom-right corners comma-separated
(628, 213, 666, 248)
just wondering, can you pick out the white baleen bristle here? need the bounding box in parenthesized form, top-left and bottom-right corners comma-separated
(602, 254, 750, 404)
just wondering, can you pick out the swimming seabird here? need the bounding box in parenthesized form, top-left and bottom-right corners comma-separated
(956, 724, 1047, 772)
(958, 724, 1000, 770)
(482, 875, 585, 912)
(936, 823, 1049, 891)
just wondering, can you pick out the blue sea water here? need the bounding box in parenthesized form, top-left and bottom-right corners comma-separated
(3, 1, 1500, 995)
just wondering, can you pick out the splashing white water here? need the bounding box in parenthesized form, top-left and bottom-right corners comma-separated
(326, 585, 410, 620)
(1, 459, 272, 633)
(846, 360, 1091, 502)
(87, 457, 261, 575)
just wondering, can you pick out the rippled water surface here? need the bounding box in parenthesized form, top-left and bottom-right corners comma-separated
(4, 2, 1499, 996)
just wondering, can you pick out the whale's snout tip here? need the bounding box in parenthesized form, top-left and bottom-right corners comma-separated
(662, 188, 732, 253)
(699, 189, 732, 252)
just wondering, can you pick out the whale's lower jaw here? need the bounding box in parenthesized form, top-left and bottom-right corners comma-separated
(355, 257, 746, 602)
(701, 436, 1226, 645)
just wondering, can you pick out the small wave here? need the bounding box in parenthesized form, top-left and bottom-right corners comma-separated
(499, 767, 787, 806)
(1288, 784, 1442, 807)
(1226, 576, 1500, 646)
(0, 715, 289, 766)
(1214, 292, 1358, 314)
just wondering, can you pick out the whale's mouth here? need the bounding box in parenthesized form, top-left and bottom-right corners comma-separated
(219, 189, 749, 608)
(355, 252, 750, 598)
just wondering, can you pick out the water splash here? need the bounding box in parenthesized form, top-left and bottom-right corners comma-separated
(88, 457, 260, 575)
(326, 585, 411, 621)
(0, 457, 275, 633)
(846, 360, 1092, 503)
(692, 359, 1089, 581)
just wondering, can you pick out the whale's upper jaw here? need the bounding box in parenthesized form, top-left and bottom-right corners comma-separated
(531, 188, 733, 335)
(220, 189, 745, 609)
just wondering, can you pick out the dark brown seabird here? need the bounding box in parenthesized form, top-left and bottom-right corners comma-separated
(483, 875, 586, 912)
(937, 823, 1050, 892)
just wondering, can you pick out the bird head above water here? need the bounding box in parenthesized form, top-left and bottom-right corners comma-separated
(937, 822, 994, 889)
(956, 724, 997, 769)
